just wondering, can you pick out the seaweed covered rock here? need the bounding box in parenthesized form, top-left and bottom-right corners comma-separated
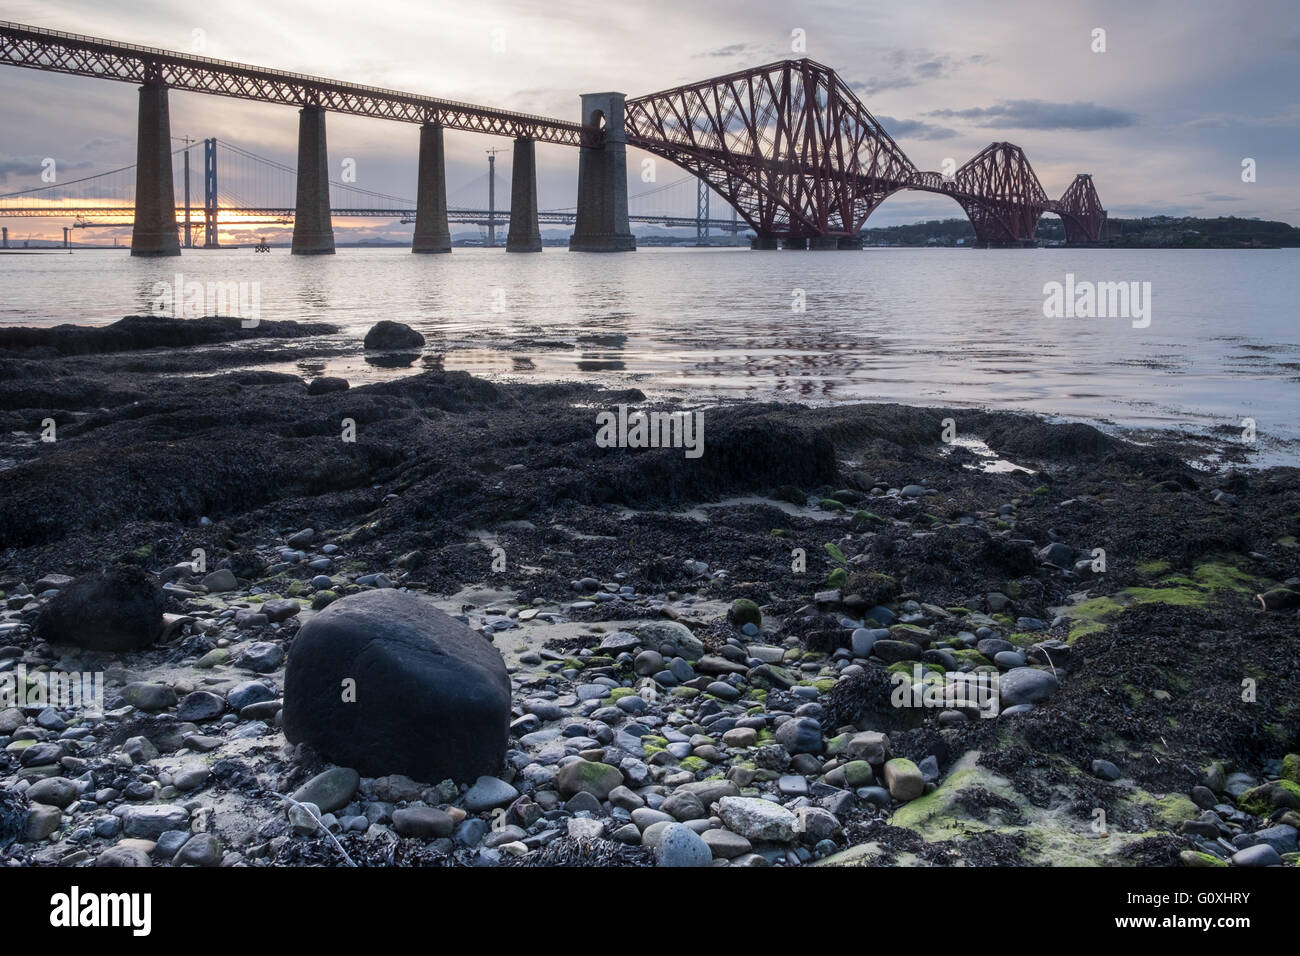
(0, 314, 337, 356)
(282, 589, 510, 784)
(727, 598, 762, 629)
(363, 321, 425, 351)
(35, 564, 164, 651)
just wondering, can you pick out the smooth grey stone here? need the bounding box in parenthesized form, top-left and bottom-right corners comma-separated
(631, 807, 674, 831)
(201, 569, 238, 592)
(774, 716, 822, 755)
(1231, 843, 1282, 867)
(463, 776, 519, 812)
(564, 790, 603, 814)
(226, 680, 276, 712)
(1245, 825, 1297, 855)
(851, 628, 888, 658)
(290, 766, 360, 814)
(706, 681, 741, 701)
(454, 817, 490, 846)
(155, 829, 190, 859)
(176, 691, 225, 722)
(993, 650, 1027, 669)
(1091, 759, 1121, 781)
(997, 667, 1059, 706)
(778, 774, 809, 797)
(656, 823, 712, 867)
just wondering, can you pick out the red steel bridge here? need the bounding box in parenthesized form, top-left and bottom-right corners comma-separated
(0, 20, 1105, 255)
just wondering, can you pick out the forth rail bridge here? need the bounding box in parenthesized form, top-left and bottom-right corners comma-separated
(0, 20, 1107, 255)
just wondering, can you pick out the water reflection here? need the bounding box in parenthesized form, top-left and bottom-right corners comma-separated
(576, 356, 626, 371)
(365, 352, 420, 368)
(2, 246, 1297, 459)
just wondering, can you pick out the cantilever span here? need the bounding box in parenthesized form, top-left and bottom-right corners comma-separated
(0, 22, 1106, 253)
(625, 59, 1108, 247)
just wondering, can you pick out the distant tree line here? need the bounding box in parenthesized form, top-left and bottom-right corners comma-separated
(859, 215, 1300, 248)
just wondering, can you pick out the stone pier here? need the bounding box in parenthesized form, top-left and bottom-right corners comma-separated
(292, 105, 335, 255)
(569, 92, 636, 252)
(412, 123, 452, 253)
(130, 82, 180, 257)
(782, 237, 809, 250)
(506, 138, 542, 252)
(749, 236, 779, 250)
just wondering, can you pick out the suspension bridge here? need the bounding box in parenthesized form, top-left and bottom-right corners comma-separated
(0, 20, 1107, 255)
(0, 137, 744, 247)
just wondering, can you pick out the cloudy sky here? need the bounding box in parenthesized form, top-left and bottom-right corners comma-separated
(1, 0, 1297, 242)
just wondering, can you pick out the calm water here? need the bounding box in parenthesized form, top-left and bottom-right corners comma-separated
(2, 245, 1297, 462)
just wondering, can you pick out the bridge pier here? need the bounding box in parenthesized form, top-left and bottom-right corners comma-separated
(837, 237, 863, 250)
(809, 237, 841, 250)
(292, 105, 335, 255)
(782, 237, 808, 250)
(506, 138, 542, 252)
(412, 122, 451, 253)
(569, 93, 635, 252)
(749, 236, 779, 250)
(130, 82, 181, 256)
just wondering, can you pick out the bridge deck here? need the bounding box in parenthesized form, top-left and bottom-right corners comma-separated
(0, 20, 589, 146)
(0, 206, 743, 232)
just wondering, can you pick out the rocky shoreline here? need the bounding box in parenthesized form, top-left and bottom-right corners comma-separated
(0, 316, 1297, 868)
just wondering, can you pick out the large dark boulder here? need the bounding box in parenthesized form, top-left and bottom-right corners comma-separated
(363, 321, 425, 351)
(35, 565, 164, 651)
(282, 589, 510, 783)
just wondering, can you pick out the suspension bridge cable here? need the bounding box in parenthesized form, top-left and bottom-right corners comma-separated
(0, 145, 195, 199)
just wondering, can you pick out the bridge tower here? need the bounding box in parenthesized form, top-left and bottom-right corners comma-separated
(130, 78, 181, 256)
(292, 105, 335, 254)
(569, 92, 636, 252)
(696, 179, 709, 244)
(485, 148, 501, 246)
(180, 136, 192, 248)
(203, 138, 218, 248)
(412, 123, 451, 253)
